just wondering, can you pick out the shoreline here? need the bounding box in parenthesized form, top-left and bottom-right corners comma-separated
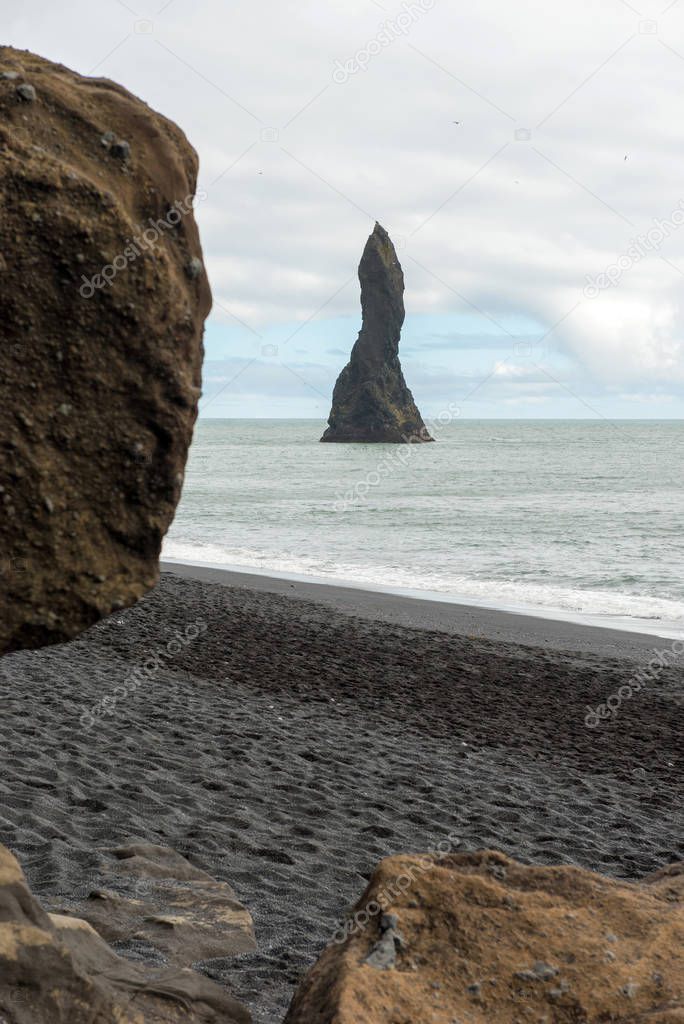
(3, 570, 682, 1022)
(161, 558, 675, 660)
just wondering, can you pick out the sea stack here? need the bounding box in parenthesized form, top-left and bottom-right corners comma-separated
(321, 223, 433, 443)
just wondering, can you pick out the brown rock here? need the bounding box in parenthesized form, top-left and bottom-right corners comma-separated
(50, 842, 257, 966)
(0, 843, 250, 1024)
(285, 849, 684, 1024)
(0, 47, 211, 654)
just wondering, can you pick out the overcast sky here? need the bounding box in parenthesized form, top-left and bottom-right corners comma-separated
(8, 0, 684, 417)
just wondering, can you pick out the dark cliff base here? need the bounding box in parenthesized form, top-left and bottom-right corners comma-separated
(320, 424, 434, 443)
(1, 570, 681, 1022)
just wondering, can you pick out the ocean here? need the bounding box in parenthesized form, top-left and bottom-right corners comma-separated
(163, 419, 684, 638)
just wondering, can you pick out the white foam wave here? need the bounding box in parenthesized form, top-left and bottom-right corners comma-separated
(162, 540, 684, 639)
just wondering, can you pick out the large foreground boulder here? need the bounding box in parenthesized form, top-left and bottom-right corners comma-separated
(0, 47, 211, 654)
(321, 222, 432, 443)
(0, 843, 250, 1024)
(286, 849, 684, 1023)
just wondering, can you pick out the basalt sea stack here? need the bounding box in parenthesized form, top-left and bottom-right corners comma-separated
(321, 223, 432, 443)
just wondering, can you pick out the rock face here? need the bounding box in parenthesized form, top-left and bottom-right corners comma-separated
(0, 47, 211, 655)
(0, 843, 250, 1024)
(321, 223, 432, 443)
(285, 849, 684, 1024)
(50, 842, 257, 966)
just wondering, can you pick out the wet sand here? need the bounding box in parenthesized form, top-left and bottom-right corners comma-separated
(0, 568, 681, 1022)
(162, 559, 678, 658)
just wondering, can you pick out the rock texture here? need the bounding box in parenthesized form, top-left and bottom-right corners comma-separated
(50, 842, 256, 966)
(0, 843, 250, 1024)
(321, 223, 432, 443)
(285, 849, 684, 1024)
(0, 47, 211, 655)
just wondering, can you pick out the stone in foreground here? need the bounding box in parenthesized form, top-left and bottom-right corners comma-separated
(0, 843, 250, 1024)
(49, 842, 257, 966)
(285, 849, 684, 1023)
(321, 222, 432, 443)
(0, 47, 211, 654)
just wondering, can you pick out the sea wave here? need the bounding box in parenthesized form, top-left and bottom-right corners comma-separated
(162, 540, 684, 638)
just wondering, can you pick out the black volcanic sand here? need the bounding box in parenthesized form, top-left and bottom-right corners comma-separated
(0, 571, 682, 1023)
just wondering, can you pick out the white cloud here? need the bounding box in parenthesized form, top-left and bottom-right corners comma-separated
(5, 0, 684, 411)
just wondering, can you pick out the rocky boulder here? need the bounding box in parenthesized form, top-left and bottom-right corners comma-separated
(0, 842, 250, 1024)
(0, 47, 211, 654)
(321, 222, 432, 443)
(49, 842, 257, 966)
(285, 849, 684, 1023)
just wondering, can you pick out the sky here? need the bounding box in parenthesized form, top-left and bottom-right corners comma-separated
(7, 0, 684, 418)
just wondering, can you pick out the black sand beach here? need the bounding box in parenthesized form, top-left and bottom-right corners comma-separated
(163, 560, 678, 659)
(1, 567, 682, 1022)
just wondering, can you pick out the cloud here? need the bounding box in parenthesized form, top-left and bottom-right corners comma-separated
(6, 0, 684, 414)
(407, 331, 541, 352)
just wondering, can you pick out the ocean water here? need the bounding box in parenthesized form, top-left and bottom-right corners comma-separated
(163, 419, 684, 638)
